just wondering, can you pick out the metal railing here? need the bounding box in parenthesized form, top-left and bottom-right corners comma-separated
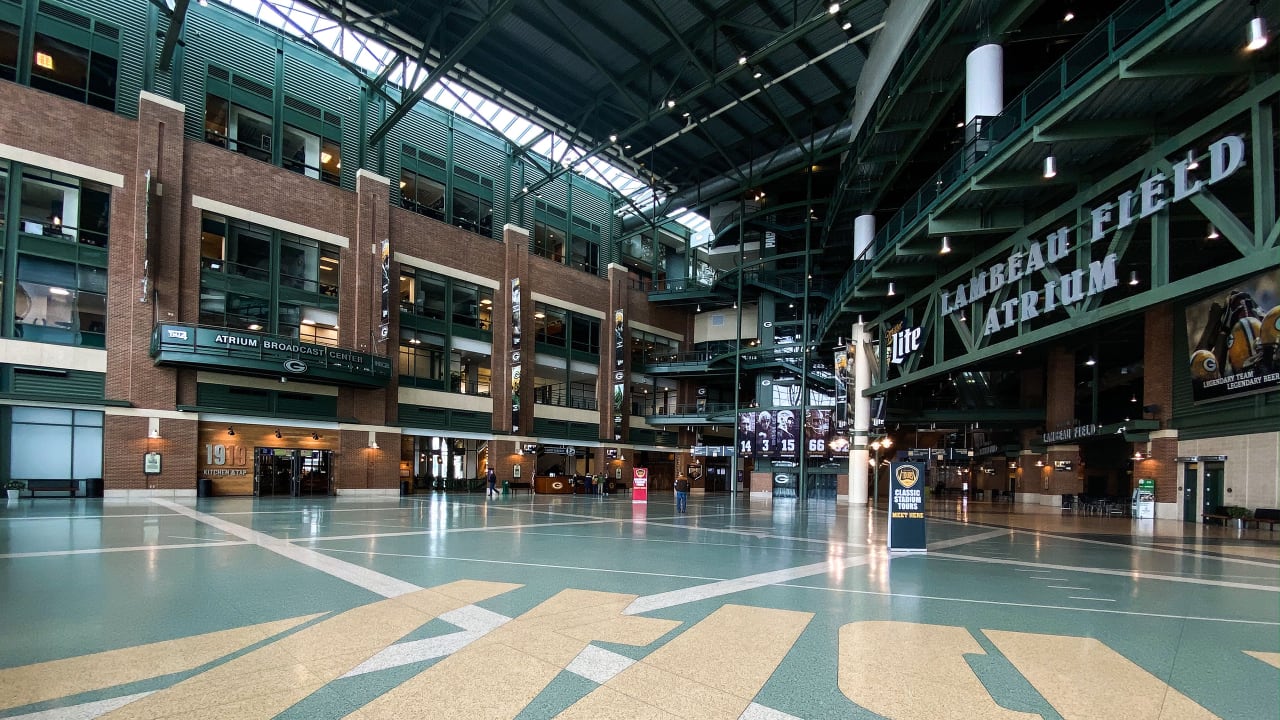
(819, 0, 1192, 335)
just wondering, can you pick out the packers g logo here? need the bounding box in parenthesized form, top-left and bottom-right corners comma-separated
(896, 465, 919, 488)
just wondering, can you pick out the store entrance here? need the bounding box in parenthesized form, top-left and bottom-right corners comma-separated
(254, 448, 333, 496)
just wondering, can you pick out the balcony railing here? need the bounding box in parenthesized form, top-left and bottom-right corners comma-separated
(821, 0, 1192, 334)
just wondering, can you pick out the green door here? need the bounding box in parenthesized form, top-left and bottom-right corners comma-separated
(1202, 461, 1225, 518)
(1182, 465, 1198, 522)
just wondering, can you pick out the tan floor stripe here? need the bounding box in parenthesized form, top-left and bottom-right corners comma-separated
(838, 621, 1037, 719)
(559, 604, 812, 719)
(347, 589, 680, 720)
(1245, 650, 1280, 669)
(0, 615, 319, 712)
(985, 630, 1219, 720)
(98, 580, 519, 720)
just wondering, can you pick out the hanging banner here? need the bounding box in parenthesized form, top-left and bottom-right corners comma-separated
(1183, 268, 1279, 402)
(888, 461, 927, 552)
(834, 347, 849, 434)
(776, 409, 798, 461)
(613, 309, 625, 441)
(511, 278, 522, 433)
(632, 467, 648, 503)
(378, 239, 390, 341)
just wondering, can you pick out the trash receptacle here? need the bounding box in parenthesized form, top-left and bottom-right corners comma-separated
(87, 477, 104, 498)
(197, 478, 212, 498)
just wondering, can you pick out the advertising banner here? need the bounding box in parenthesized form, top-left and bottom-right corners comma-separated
(736, 409, 837, 460)
(834, 347, 849, 434)
(379, 239, 390, 341)
(632, 467, 648, 503)
(511, 278, 522, 433)
(613, 309, 625, 441)
(1184, 268, 1279, 402)
(888, 461, 927, 552)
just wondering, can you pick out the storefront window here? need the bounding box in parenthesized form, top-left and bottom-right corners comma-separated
(9, 407, 102, 483)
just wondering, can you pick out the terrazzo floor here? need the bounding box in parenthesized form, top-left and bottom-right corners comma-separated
(0, 491, 1276, 719)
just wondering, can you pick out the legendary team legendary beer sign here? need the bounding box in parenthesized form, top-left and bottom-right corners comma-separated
(888, 461, 927, 552)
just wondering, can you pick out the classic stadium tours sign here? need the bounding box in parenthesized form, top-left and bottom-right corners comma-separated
(940, 135, 1247, 336)
(888, 461, 927, 552)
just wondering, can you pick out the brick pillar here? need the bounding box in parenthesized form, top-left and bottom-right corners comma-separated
(337, 170, 393, 427)
(494, 224, 532, 435)
(1141, 304, 1177, 503)
(1042, 346, 1082, 497)
(103, 92, 189, 492)
(337, 429, 399, 493)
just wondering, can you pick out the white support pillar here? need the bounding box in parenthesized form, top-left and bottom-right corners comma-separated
(849, 321, 871, 506)
(854, 214, 875, 261)
(965, 44, 1003, 123)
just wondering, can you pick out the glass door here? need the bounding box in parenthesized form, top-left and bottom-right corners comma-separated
(254, 448, 296, 496)
(1202, 461, 1225, 516)
(298, 450, 332, 496)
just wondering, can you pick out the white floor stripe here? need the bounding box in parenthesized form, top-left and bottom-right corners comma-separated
(5, 691, 154, 719)
(342, 629, 487, 677)
(1029, 577, 1069, 581)
(773, 581, 1280, 625)
(565, 644, 636, 684)
(1068, 596, 1116, 602)
(0, 541, 247, 559)
(152, 499, 420, 598)
(622, 527, 1009, 615)
(1019, 528, 1280, 568)
(296, 517, 622, 543)
(1047, 586, 1090, 590)
(316, 546, 723, 582)
(931, 551, 1280, 592)
(739, 701, 805, 720)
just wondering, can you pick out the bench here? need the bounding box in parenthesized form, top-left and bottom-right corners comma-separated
(1255, 508, 1280, 531)
(27, 481, 77, 498)
(1202, 506, 1234, 526)
(507, 481, 532, 495)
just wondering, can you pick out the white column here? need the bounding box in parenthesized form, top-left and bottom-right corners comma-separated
(849, 321, 871, 506)
(965, 44, 1003, 123)
(854, 214, 875, 261)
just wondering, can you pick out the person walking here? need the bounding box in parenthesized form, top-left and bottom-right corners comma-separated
(674, 474, 690, 513)
(486, 466, 499, 498)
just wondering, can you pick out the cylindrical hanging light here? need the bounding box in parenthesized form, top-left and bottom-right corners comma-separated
(887, 282, 895, 297)
(1043, 147, 1057, 179)
(1129, 271, 1139, 286)
(1247, 13, 1268, 51)
(940, 236, 952, 254)
(1207, 223, 1220, 239)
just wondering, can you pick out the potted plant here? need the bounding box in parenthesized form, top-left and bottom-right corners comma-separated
(1227, 505, 1253, 529)
(5, 480, 25, 500)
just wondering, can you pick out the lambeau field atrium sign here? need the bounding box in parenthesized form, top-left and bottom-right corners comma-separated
(940, 135, 1247, 336)
(150, 324, 392, 387)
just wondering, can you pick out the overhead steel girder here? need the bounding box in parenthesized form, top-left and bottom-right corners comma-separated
(928, 206, 1026, 236)
(368, 0, 519, 146)
(157, 0, 188, 72)
(1032, 118, 1155, 143)
(1118, 54, 1252, 80)
(520, 3, 858, 197)
(862, 77, 1280, 395)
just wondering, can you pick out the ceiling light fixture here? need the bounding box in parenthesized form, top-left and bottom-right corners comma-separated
(842, 21, 852, 30)
(753, 70, 763, 79)
(1186, 149, 1199, 170)
(828, 2, 839, 14)
(1207, 223, 1219, 239)
(227, 426, 235, 436)
(1129, 271, 1139, 286)
(609, 134, 617, 142)
(1131, 393, 1138, 403)
(1063, 11, 1075, 22)
(1043, 146, 1057, 179)
(1247, 3, 1268, 51)
(940, 236, 951, 254)
(738, 56, 747, 65)
(1133, 450, 1145, 460)
(1085, 356, 1096, 366)
(665, 99, 675, 109)
(274, 429, 282, 439)
(887, 282, 895, 297)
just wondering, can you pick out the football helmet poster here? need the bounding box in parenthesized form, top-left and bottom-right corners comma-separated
(1184, 269, 1279, 402)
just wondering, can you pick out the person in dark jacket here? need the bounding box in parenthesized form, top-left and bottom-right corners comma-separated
(674, 475, 690, 513)
(487, 467, 499, 498)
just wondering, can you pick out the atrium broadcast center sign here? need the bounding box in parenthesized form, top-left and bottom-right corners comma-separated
(940, 135, 1247, 336)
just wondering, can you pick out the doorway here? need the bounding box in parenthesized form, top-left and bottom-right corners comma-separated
(254, 448, 333, 496)
(1202, 461, 1225, 516)
(1183, 464, 1199, 522)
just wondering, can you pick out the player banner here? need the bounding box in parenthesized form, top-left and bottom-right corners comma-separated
(1184, 269, 1278, 402)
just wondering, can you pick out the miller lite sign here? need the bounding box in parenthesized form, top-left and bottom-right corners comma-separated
(889, 325, 921, 365)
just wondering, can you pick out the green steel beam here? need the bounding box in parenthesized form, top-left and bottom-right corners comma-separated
(157, 0, 188, 73)
(1032, 118, 1154, 143)
(369, 0, 518, 145)
(1118, 54, 1250, 80)
(928, 206, 1026, 235)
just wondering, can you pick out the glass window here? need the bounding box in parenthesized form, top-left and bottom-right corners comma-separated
(226, 222, 271, 281)
(534, 304, 567, 348)
(281, 124, 320, 180)
(571, 315, 600, 355)
(9, 407, 102, 481)
(451, 281, 480, 329)
(398, 330, 446, 384)
(451, 350, 491, 396)
(320, 139, 340, 186)
(201, 214, 227, 270)
(0, 21, 18, 82)
(534, 220, 565, 262)
(229, 104, 272, 163)
(400, 171, 445, 220)
(29, 33, 115, 112)
(15, 256, 77, 344)
(421, 273, 447, 321)
(17, 169, 111, 248)
(453, 188, 492, 235)
(571, 234, 599, 275)
(298, 306, 338, 346)
(204, 94, 229, 146)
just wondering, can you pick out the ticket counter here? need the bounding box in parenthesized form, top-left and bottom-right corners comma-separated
(534, 476, 574, 494)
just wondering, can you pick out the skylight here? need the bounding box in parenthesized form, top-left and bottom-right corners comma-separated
(211, 0, 709, 234)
